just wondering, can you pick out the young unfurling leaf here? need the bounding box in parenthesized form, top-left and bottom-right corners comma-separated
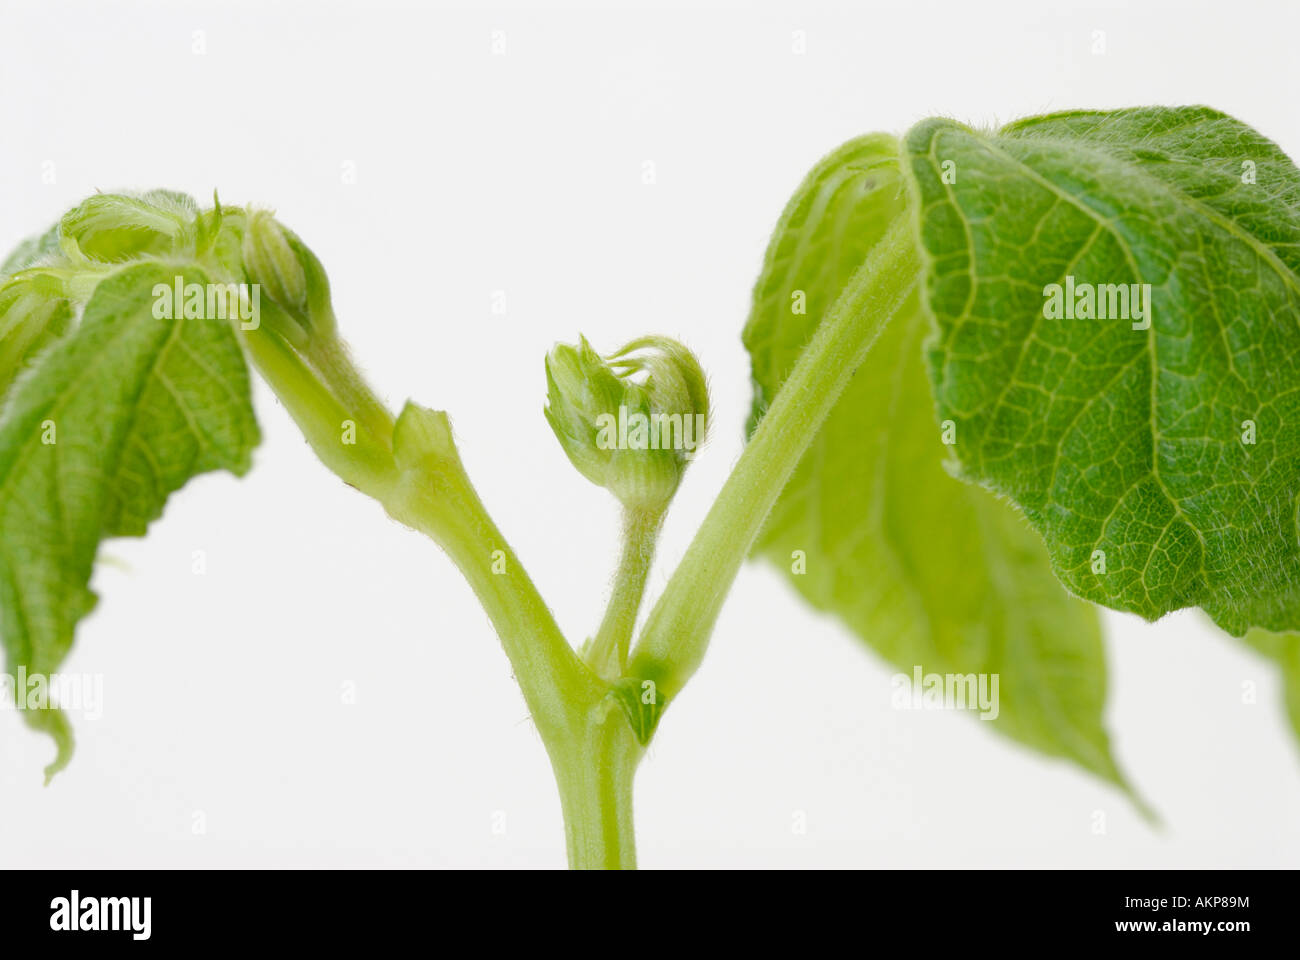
(58, 191, 199, 263)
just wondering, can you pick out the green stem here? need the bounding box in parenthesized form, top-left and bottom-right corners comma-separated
(243, 324, 605, 774)
(248, 319, 633, 866)
(306, 335, 395, 450)
(586, 506, 664, 680)
(627, 214, 920, 703)
(239, 324, 397, 495)
(383, 443, 640, 868)
(242, 209, 917, 868)
(551, 710, 642, 869)
(382, 440, 601, 745)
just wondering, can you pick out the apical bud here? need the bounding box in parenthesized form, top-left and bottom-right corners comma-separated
(544, 335, 709, 512)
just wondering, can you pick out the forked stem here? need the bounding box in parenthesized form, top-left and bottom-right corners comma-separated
(242, 209, 921, 869)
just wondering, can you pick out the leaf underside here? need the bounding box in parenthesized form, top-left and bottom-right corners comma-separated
(1242, 628, 1300, 751)
(744, 134, 1144, 805)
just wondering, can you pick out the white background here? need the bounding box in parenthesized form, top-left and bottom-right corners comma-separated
(2, 0, 1299, 868)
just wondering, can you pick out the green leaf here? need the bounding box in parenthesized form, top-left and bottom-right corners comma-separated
(744, 134, 1145, 806)
(58, 191, 198, 263)
(0, 261, 260, 779)
(1, 223, 62, 276)
(1, 225, 75, 403)
(1241, 628, 1300, 753)
(905, 106, 1300, 636)
(0, 191, 214, 409)
(0, 280, 74, 402)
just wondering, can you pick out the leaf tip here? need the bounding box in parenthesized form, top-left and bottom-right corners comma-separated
(1112, 767, 1160, 828)
(34, 708, 75, 785)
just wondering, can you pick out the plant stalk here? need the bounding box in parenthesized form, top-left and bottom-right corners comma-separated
(627, 214, 921, 703)
(242, 209, 919, 869)
(586, 506, 664, 680)
(551, 710, 642, 869)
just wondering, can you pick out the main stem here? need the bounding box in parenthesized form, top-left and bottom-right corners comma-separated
(552, 710, 642, 869)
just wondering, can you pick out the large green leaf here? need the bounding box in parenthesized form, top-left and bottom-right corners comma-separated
(0, 261, 260, 778)
(906, 106, 1300, 637)
(744, 135, 1143, 804)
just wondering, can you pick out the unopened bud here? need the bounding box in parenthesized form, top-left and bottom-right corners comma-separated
(241, 210, 335, 339)
(544, 335, 709, 512)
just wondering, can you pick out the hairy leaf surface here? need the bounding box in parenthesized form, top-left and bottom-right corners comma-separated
(906, 107, 1300, 636)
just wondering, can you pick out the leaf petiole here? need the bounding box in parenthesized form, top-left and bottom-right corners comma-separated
(627, 212, 922, 708)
